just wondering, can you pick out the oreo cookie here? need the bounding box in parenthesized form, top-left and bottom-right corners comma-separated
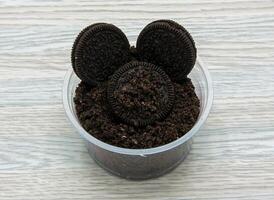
(136, 20, 196, 82)
(147, 19, 196, 56)
(71, 23, 106, 73)
(72, 23, 131, 86)
(107, 61, 174, 127)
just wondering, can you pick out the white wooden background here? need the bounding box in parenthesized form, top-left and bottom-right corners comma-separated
(0, 0, 274, 199)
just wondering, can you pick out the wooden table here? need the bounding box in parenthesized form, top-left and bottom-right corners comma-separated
(0, 0, 274, 199)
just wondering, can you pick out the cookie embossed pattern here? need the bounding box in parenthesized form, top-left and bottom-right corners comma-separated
(64, 19, 213, 179)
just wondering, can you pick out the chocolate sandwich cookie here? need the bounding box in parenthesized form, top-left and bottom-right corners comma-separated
(107, 61, 174, 127)
(136, 20, 196, 82)
(71, 23, 106, 72)
(72, 23, 131, 86)
(147, 19, 196, 58)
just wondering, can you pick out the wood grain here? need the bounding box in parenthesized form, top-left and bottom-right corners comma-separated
(0, 0, 274, 199)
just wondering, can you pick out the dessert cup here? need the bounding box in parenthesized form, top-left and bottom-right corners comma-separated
(63, 57, 213, 179)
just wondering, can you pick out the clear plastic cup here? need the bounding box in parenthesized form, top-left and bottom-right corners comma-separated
(63, 57, 213, 179)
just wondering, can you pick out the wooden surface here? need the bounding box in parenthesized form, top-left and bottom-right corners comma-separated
(0, 0, 274, 199)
